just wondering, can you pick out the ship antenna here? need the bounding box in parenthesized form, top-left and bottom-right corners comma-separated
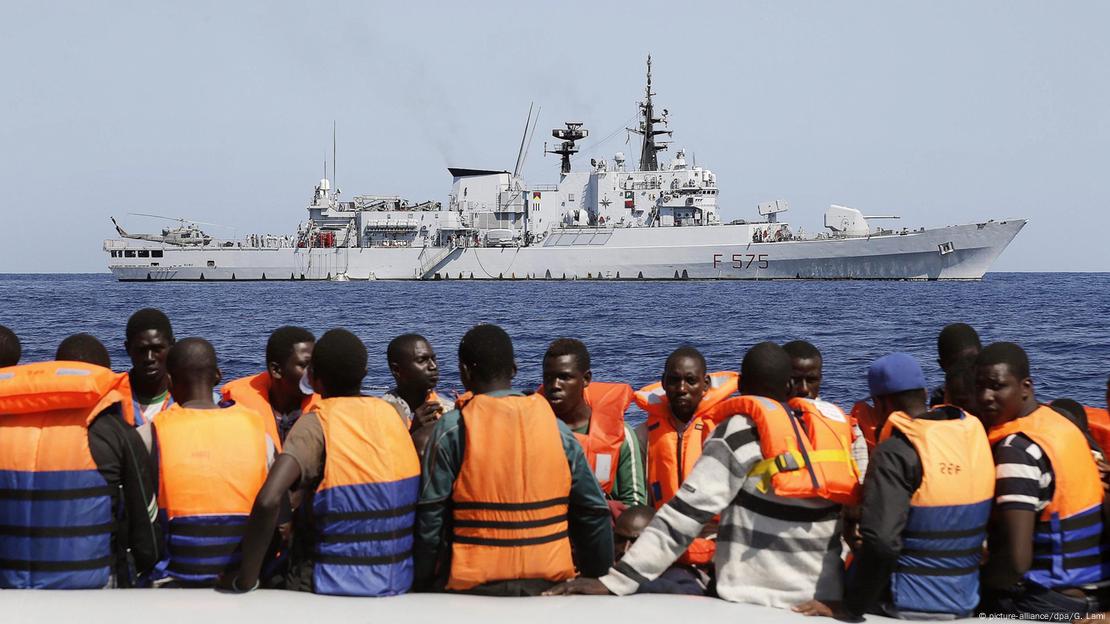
(520, 107, 541, 177)
(332, 120, 337, 195)
(627, 54, 671, 172)
(513, 102, 534, 179)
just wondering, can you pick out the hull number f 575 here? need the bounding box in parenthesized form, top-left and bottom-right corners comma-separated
(713, 253, 769, 270)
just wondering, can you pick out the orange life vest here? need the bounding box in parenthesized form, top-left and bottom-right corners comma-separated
(448, 393, 576, 591)
(153, 403, 269, 585)
(0, 361, 124, 589)
(851, 399, 881, 454)
(713, 396, 860, 505)
(536, 381, 633, 495)
(1085, 406, 1110, 455)
(988, 405, 1108, 588)
(637, 371, 738, 565)
(879, 410, 994, 616)
(220, 372, 319, 451)
(312, 396, 420, 596)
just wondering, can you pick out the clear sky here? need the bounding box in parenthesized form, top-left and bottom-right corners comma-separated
(2, 1, 1107, 272)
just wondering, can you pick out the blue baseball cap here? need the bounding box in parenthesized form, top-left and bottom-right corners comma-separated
(868, 352, 927, 397)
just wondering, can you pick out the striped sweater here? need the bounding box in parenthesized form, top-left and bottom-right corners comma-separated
(602, 413, 848, 608)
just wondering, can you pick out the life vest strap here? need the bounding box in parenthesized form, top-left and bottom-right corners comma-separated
(895, 563, 979, 577)
(452, 530, 569, 548)
(453, 514, 567, 531)
(170, 523, 247, 538)
(316, 503, 416, 523)
(313, 551, 412, 566)
(317, 527, 413, 544)
(902, 524, 987, 540)
(734, 489, 839, 522)
(0, 485, 115, 501)
(170, 542, 242, 559)
(453, 497, 569, 512)
(900, 545, 983, 559)
(0, 521, 115, 538)
(1033, 533, 1101, 556)
(747, 449, 855, 494)
(1032, 553, 1104, 571)
(0, 555, 112, 572)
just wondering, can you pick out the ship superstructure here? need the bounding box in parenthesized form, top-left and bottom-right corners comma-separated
(105, 57, 1024, 281)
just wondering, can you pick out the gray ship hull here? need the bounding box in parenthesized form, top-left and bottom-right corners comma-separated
(106, 219, 1024, 281)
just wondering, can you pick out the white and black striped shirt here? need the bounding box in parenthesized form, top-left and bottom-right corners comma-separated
(993, 432, 1054, 513)
(601, 414, 847, 609)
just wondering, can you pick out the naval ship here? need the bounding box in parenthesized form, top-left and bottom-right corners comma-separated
(104, 58, 1025, 282)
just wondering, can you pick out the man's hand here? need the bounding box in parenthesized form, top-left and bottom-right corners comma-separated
(841, 505, 863, 554)
(411, 401, 444, 431)
(793, 600, 859, 621)
(215, 573, 237, 592)
(542, 577, 612, 596)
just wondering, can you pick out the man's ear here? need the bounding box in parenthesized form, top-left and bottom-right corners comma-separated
(267, 360, 282, 379)
(1021, 377, 1034, 401)
(388, 360, 401, 379)
(583, 369, 592, 386)
(213, 368, 223, 388)
(511, 360, 518, 379)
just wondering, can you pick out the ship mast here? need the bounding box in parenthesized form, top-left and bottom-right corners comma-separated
(630, 55, 671, 172)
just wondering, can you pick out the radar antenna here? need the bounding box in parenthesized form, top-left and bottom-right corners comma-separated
(545, 122, 588, 175)
(627, 55, 672, 172)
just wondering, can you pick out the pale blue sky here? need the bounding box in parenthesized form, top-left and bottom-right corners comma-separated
(1, 1, 1107, 272)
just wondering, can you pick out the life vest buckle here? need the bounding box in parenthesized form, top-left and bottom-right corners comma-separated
(774, 452, 801, 472)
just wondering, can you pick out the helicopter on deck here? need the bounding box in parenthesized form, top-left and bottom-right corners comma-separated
(110, 214, 218, 246)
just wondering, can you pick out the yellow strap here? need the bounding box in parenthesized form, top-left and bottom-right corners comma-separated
(747, 449, 856, 493)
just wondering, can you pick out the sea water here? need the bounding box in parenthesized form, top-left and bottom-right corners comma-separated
(1, 272, 1107, 421)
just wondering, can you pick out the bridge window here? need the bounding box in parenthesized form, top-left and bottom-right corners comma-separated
(138, 250, 150, 258)
(152, 250, 163, 258)
(124, 250, 136, 258)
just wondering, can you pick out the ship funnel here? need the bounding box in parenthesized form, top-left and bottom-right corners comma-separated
(546, 122, 588, 175)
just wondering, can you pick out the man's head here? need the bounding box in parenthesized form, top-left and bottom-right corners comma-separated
(739, 342, 793, 402)
(868, 352, 928, 428)
(783, 340, 822, 400)
(457, 324, 515, 392)
(542, 338, 592, 418)
(943, 361, 978, 414)
(0, 324, 21, 367)
(661, 346, 709, 422)
(974, 342, 1034, 429)
(125, 308, 175, 384)
(614, 505, 655, 561)
(937, 323, 981, 373)
(56, 333, 111, 368)
(266, 326, 315, 399)
(387, 333, 439, 393)
(309, 328, 367, 398)
(166, 338, 221, 401)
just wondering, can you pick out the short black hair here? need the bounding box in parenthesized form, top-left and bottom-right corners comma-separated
(740, 341, 792, 401)
(976, 342, 1030, 380)
(544, 338, 591, 373)
(783, 340, 821, 361)
(938, 323, 981, 363)
(56, 333, 111, 368)
(166, 337, 218, 381)
(664, 346, 706, 377)
(0, 324, 20, 367)
(458, 324, 514, 383)
(126, 308, 174, 343)
(387, 333, 429, 365)
(313, 328, 367, 393)
(266, 326, 315, 367)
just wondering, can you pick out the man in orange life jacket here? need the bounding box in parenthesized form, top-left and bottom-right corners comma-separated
(150, 338, 274, 587)
(831, 353, 994, 620)
(977, 342, 1109, 618)
(0, 324, 20, 367)
(125, 308, 176, 427)
(0, 333, 160, 589)
(226, 328, 420, 597)
(547, 342, 858, 610)
(414, 324, 613, 596)
(381, 333, 453, 455)
(542, 338, 645, 507)
(221, 326, 316, 449)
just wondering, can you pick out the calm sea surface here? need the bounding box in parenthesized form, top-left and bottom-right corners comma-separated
(1, 273, 1107, 421)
